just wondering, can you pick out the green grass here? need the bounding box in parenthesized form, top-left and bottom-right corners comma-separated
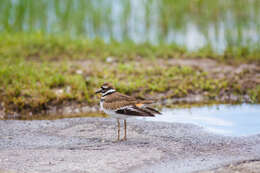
(0, 33, 259, 114)
(0, 57, 93, 112)
(0, 47, 259, 114)
(0, 32, 259, 62)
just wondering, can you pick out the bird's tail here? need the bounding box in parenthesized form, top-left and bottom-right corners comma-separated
(135, 101, 161, 115)
(144, 106, 161, 115)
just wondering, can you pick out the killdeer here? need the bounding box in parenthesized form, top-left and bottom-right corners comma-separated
(95, 83, 161, 141)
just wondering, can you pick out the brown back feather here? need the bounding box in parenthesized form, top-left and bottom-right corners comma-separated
(103, 92, 137, 110)
(103, 92, 157, 110)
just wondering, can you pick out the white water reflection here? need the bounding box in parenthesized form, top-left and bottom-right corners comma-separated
(144, 104, 260, 136)
(1, 0, 260, 52)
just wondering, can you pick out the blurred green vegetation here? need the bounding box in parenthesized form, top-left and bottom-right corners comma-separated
(0, 57, 91, 112)
(0, 33, 259, 62)
(0, 33, 259, 113)
(0, 0, 260, 52)
(2, 54, 255, 113)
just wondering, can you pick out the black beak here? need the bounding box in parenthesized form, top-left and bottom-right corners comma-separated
(95, 88, 102, 94)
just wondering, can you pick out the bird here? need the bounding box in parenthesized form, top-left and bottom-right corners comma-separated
(95, 83, 161, 141)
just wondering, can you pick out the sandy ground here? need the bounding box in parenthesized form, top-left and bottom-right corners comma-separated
(0, 118, 260, 173)
(199, 160, 260, 173)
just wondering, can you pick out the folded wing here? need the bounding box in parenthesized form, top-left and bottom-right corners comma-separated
(115, 105, 159, 117)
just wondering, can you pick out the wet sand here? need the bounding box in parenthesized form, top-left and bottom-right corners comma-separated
(0, 118, 260, 173)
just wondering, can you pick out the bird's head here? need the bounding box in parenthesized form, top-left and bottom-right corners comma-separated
(95, 83, 115, 95)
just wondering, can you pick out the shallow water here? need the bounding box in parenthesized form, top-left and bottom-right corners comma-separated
(144, 104, 260, 136)
(1, 0, 260, 52)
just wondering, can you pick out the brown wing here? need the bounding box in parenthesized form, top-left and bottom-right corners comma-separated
(105, 92, 137, 103)
(103, 92, 138, 110)
(103, 92, 158, 111)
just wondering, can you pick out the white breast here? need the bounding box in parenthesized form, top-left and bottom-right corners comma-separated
(100, 100, 104, 111)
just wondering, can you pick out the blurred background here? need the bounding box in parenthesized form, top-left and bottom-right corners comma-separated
(1, 0, 260, 52)
(0, 0, 259, 120)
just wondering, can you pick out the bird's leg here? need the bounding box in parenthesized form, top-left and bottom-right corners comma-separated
(117, 119, 120, 141)
(123, 119, 127, 141)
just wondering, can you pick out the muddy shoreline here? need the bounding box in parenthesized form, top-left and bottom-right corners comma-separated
(1, 118, 260, 173)
(0, 96, 255, 120)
